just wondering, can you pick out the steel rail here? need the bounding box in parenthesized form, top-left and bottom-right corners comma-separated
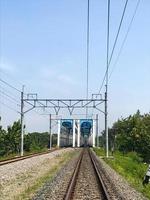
(89, 149, 111, 200)
(64, 148, 111, 200)
(63, 149, 84, 200)
(0, 148, 58, 166)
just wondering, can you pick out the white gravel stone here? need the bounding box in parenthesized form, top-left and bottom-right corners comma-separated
(0, 148, 75, 200)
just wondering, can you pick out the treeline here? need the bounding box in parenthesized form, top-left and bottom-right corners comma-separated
(0, 119, 57, 157)
(100, 110, 150, 162)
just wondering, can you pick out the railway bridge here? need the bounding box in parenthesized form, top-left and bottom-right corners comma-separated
(57, 118, 97, 147)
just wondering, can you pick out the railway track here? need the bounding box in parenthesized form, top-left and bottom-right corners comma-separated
(63, 148, 117, 200)
(0, 148, 58, 166)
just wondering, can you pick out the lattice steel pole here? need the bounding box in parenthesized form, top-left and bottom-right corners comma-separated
(57, 119, 61, 147)
(96, 114, 99, 147)
(105, 89, 108, 157)
(20, 85, 24, 156)
(49, 114, 52, 149)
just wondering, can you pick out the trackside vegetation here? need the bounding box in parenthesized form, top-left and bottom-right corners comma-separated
(0, 119, 57, 159)
(100, 110, 150, 162)
(93, 148, 150, 199)
(94, 110, 150, 199)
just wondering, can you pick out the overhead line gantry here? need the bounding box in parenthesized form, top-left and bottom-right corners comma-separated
(20, 92, 106, 156)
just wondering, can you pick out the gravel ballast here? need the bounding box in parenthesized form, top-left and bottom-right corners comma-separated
(0, 148, 78, 200)
(33, 149, 81, 200)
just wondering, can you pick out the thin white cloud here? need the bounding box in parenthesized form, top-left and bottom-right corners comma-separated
(0, 59, 15, 73)
(39, 67, 56, 79)
(37, 66, 78, 86)
(57, 74, 77, 85)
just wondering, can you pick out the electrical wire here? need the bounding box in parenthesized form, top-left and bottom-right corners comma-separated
(106, 0, 110, 89)
(0, 86, 20, 98)
(98, 0, 129, 94)
(108, 0, 129, 67)
(0, 78, 21, 93)
(86, 0, 90, 100)
(0, 90, 20, 105)
(0, 101, 20, 113)
(86, 0, 90, 117)
(109, 0, 141, 79)
(0, 69, 23, 86)
(0, 93, 20, 108)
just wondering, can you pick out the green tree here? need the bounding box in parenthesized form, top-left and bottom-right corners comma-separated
(108, 111, 150, 162)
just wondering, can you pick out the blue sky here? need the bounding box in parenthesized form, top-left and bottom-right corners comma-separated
(0, 0, 150, 132)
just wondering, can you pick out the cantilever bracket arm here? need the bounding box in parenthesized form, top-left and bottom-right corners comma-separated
(24, 106, 35, 114)
(24, 100, 35, 107)
(83, 100, 92, 107)
(95, 107, 105, 114)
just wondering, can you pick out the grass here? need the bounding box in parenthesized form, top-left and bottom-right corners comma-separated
(15, 150, 79, 200)
(93, 147, 105, 157)
(0, 148, 50, 161)
(0, 153, 20, 161)
(93, 148, 150, 199)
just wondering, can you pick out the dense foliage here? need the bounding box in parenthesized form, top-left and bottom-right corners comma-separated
(100, 110, 150, 162)
(0, 120, 21, 156)
(0, 119, 57, 157)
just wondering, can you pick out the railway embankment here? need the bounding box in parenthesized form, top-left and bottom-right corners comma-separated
(93, 147, 150, 199)
(0, 148, 80, 200)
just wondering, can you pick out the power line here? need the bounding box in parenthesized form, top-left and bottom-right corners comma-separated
(108, 0, 129, 67)
(0, 90, 20, 105)
(0, 94, 20, 107)
(0, 101, 20, 113)
(0, 86, 20, 99)
(106, 0, 110, 88)
(109, 0, 141, 79)
(0, 69, 23, 86)
(0, 78, 21, 93)
(86, 0, 90, 117)
(86, 0, 90, 100)
(105, 0, 110, 158)
(98, 0, 129, 94)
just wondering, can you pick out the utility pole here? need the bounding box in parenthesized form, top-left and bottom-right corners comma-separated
(105, 0, 110, 158)
(96, 114, 99, 147)
(49, 114, 52, 149)
(20, 85, 24, 156)
(105, 88, 108, 157)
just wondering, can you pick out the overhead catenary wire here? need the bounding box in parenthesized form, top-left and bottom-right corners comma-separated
(98, 0, 129, 94)
(0, 94, 21, 107)
(0, 90, 21, 105)
(86, 0, 90, 117)
(0, 69, 23, 87)
(0, 78, 21, 93)
(109, 0, 141, 79)
(86, 0, 90, 100)
(0, 101, 20, 113)
(108, 0, 129, 68)
(105, 0, 110, 158)
(106, 0, 110, 89)
(0, 86, 20, 98)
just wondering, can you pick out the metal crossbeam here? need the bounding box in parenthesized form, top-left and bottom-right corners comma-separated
(20, 93, 106, 156)
(23, 98, 105, 115)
